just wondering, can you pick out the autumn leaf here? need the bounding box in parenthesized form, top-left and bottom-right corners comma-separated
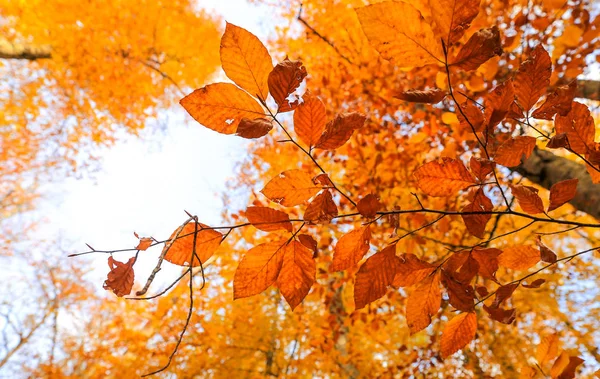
(536, 236, 558, 263)
(406, 273, 441, 334)
(103, 256, 136, 297)
(180, 83, 265, 134)
(537, 334, 560, 366)
(236, 117, 273, 139)
(485, 81, 514, 127)
(414, 157, 476, 197)
(522, 278, 546, 288)
(393, 254, 436, 287)
(548, 178, 578, 212)
(461, 188, 493, 238)
(314, 112, 366, 150)
(555, 102, 595, 154)
(510, 184, 545, 214)
(442, 272, 475, 311)
(304, 190, 338, 223)
(163, 222, 223, 267)
(550, 352, 584, 379)
(234, 240, 286, 299)
(469, 157, 495, 181)
(513, 45, 552, 113)
(440, 312, 477, 358)
(546, 133, 569, 149)
(268, 58, 307, 112)
(261, 170, 322, 207)
(430, 0, 480, 45)
(451, 26, 503, 71)
(134, 233, 153, 251)
(293, 93, 327, 148)
(220, 22, 273, 101)
(498, 245, 540, 270)
(483, 305, 516, 324)
(354, 245, 399, 309)
(494, 136, 537, 167)
(458, 101, 485, 132)
(471, 248, 501, 279)
(332, 225, 371, 271)
(355, 1, 443, 68)
(532, 81, 577, 120)
(356, 194, 382, 218)
(297, 234, 318, 256)
(277, 240, 316, 310)
(245, 206, 293, 232)
(490, 282, 519, 308)
(394, 88, 446, 104)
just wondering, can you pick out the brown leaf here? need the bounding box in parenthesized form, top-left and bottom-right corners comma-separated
(298, 234, 318, 256)
(163, 222, 223, 267)
(394, 88, 446, 104)
(312, 173, 334, 187)
(546, 133, 569, 149)
(354, 245, 400, 309)
(304, 190, 338, 223)
(451, 26, 503, 71)
(268, 58, 307, 113)
(277, 240, 316, 310)
(498, 245, 540, 270)
(414, 157, 476, 197)
(393, 253, 436, 287)
(470, 157, 495, 182)
(220, 22, 273, 101)
(440, 312, 477, 358)
(485, 81, 515, 128)
(234, 240, 286, 299)
(314, 112, 366, 150)
(246, 206, 293, 232)
(536, 236, 558, 264)
(510, 184, 545, 214)
(555, 102, 595, 154)
(442, 271, 475, 312)
(332, 225, 371, 271)
(491, 282, 519, 308)
(551, 352, 584, 379)
(103, 256, 136, 297)
(471, 247, 502, 280)
(294, 93, 327, 148)
(532, 81, 577, 120)
(494, 136, 537, 167)
(180, 83, 266, 134)
(236, 117, 273, 139)
(461, 188, 493, 238)
(514, 45, 552, 113)
(261, 170, 322, 207)
(431, 0, 480, 45)
(357, 194, 383, 218)
(406, 273, 441, 334)
(523, 278, 546, 288)
(483, 305, 517, 324)
(548, 178, 578, 212)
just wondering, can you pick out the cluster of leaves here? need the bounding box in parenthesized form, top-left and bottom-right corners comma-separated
(74, 0, 600, 377)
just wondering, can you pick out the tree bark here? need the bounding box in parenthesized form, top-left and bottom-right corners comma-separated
(0, 37, 51, 60)
(516, 148, 600, 219)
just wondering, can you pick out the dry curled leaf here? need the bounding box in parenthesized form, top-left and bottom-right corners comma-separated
(394, 88, 446, 104)
(236, 117, 273, 139)
(103, 256, 136, 297)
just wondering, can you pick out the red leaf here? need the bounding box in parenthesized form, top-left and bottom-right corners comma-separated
(555, 102, 595, 154)
(469, 157, 495, 182)
(523, 278, 546, 288)
(293, 93, 327, 148)
(393, 253, 436, 287)
(406, 273, 441, 334)
(246, 206, 293, 232)
(532, 81, 577, 120)
(277, 240, 316, 310)
(461, 188, 493, 238)
(483, 305, 516, 324)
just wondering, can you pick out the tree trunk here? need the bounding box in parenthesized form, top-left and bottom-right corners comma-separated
(0, 37, 51, 60)
(516, 148, 600, 219)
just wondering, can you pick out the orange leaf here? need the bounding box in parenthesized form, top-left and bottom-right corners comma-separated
(442, 272, 475, 312)
(103, 256, 136, 297)
(498, 245, 540, 270)
(451, 26, 503, 71)
(414, 158, 476, 197)
(220, 22, 273, 101)
(304, 190, 338, 223)
(494, 136, 537, 167)
(406, 273, 441, 334)
(550, 352, 584, 379)
(294, 93, 327, 148)
(514, 45, 552, 113)
(277, 240, 316, 310)
(471, 247, 501, 280)
(458, 101, 485, 132)
(469, 157, 495, 181)
(234, 240, 286, 299)
(491, 282, 519, 308)
(555, 102, 595, 154)
(536, 333, 560, 366)
(235, 117, 273, 139)
(314, 112, 366, 150)
(261, 170, 321, 207)
(246, 206, 293, 232)
(134, 234, 153, 251)
(332, 225, 371, 271)
(461, 188, 493, 238)
(431, 0, 480, 45)
(355, 1, 443, 68)
(440, 312, 477, 358)
(354, 245, 399, 309)
(393, 253, 436, 287)
(548, 178, 578, 212)
(356, 194, 382, 218)
(180, 83, 265, 134)
(297, 234, 318, 256)
(532, 81, 577, 120)
(485, 81, 514, 127)
(510, 184, 545, 214)
(163, 222, 223, 267)
(394, 88, 446, 104)
(268, 58, 307, 113)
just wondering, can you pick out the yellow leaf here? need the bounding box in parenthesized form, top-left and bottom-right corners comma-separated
(355, 1, 443, 68)
(440, 312, 477, 358)
(180, 83, 265, 134)
(220, 23, 273, 101)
